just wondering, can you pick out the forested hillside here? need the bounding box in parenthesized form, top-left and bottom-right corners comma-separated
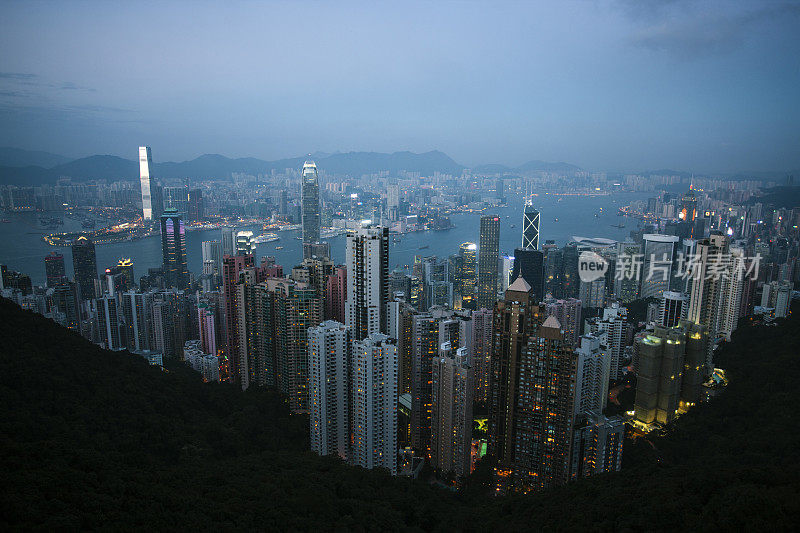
(1, 297, 797, 530)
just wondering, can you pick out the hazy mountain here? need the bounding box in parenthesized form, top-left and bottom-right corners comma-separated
(0, 150, 468, 184)
(471, 163, 512, 174)
(516, 159, 582, 173)
(0, 147, 73, 168)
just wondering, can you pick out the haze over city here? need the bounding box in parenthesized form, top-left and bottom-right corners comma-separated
(1, 0, 799, 173)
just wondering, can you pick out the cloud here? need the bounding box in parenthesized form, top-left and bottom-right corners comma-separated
(622, 1, 800, 59)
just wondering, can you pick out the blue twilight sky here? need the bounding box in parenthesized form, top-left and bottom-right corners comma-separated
(0, 0, 798, 173)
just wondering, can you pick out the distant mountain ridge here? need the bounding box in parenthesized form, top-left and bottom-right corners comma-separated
(0, 147, 578, 185)
(472, 159, 582, 174)
(0, 147, 73, 168)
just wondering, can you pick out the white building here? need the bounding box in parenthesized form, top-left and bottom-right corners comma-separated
(351, 333, 398, 474)
(585, 302, 628, 379)
(308, 321, 351, 461)
(641, 234, 679, 298)
(573, 334, 611, 417)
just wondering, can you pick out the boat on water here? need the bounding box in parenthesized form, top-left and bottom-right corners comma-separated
(554, 218, 559, 222)
(275, 246, 284, 250)
(419, 245, 429, 250)
(611, 223, 625, 229)
(254, 232, 279, 244)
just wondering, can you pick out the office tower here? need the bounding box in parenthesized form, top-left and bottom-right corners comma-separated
(96, 294, 122, 351)
(187, 188, 204, 221)
(573, 334, 611, 416)
(197, 301, 217, 356)
(561, 244, 580, 298)
(51, 282, 80, 331)
(325, 266, 347, 323)
(222, 253, 255, 383)
(308, 321, 351, 461)
(500, 254, 514, 292)
(512, 314, 577, 492)
(614, 241, 641, 303)
(660, 291, 688, 327)
(220, 226, 236, 256)
(104, 261, 133, 296)
(570, 414, 624, 479)
(351, 333, 398, 474)
(303, 241, 330, 260)
(633, 320, 707, 426)
(390, 268, 412, 302)
(488, 278, 541, 472)
(522, 202, 540, 250)
(235, 230, 255, 256)
(162, 186, 188, 213)
(543, 244, 563, 297)
(345, 225, 389, 341)
(201, 240, 223, 275)
(457, 242, 477, 309)
(512, 248, 545, 302)
(679, 186, 698, 224)
(44, 251, 66, 287)
(585, 302, 629, 380)
(477, 215, 500, 309)
(387, 184, 400, 221)
(431, 343, 473, 478)
(641, 234, 679, 298)
(160, 208, 189, 289)
(120, 290, 153, 352)
(138, 146, 162, 220)
(411, 313, 439, 453)
(72, 235, 98, 300)
(472, 308, 493, 404)
(301, 160, 321, 258)
(545, 297, 582, 346)
(579, 277, 606, 310)
(115, 258, 135, 288)
(418, 256, 452, 309)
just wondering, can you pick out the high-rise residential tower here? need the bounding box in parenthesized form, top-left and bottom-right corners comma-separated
(641, 234, 679, 298)
(44, 251, 66, 287)
(345, 225, 389, 341)
(457, 242, 477, 309)
(431, 342, 473, 478)
(477, 215, 501, 309)
(160, 208, 189, 289)
(301, 160, 321, 259)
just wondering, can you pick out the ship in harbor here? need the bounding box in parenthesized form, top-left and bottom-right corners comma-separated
(254, 232, 280, 244)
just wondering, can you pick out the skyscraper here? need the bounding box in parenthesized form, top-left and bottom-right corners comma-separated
(545, 297, 582, 346)
(308, 321, 351, 461)
(471, 308, 493, 404)
(160, 208, 189, 289)
(138, 146, 162, 221)
(351, 333, 398, 474)
(512, 248, 545, 301)
(201, 240, 223, 276)
(477, 215, 500, 309)
(431, 342, 473, 478)
(522, 201, 540, 250)
(222, 253, 255, 383)
(457, 242, 477, 309)
(345, 225, 389, 341)
(687, 233, 730, 367)
(72, 235, 98, 300)
(120, 290, 154, 353)
(659, 291, 688, 327)
(235, 231, 255, 256)
(44, 251, 66, 287)
(641, 234, 679, 298)
(301, 160, 321, 259)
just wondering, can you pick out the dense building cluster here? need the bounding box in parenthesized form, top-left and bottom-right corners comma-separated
(2, 151, 797, 495)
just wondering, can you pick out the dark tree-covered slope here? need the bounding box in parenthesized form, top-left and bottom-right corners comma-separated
(1, 297, 798, 530)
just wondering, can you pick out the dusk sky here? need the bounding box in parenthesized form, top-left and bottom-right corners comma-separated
(1, 1, 798, 173)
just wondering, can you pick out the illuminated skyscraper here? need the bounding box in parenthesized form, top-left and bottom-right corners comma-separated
(477, 215, 501, 309)
(235, 230, 255, 256)
(431, 342, 473, 478)
(641, 234, 679, 299)
(301, 160, 321, 258)
(160, 208, 189, 289)
(139, 146, 162, 221)
(457, 242, 477, 309)
(522, 201, 540, 250)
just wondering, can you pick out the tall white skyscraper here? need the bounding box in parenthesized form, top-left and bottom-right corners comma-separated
(220, 226, 236, 257)
(345, 225, 389, 341)
(138, 146, 161, 221)
(351, 333, 398, 474)
(522, 200, 540, 250)
(687, 233, 730, 366)
(308, 321, 351, 461)
(201, 240, 223, 275)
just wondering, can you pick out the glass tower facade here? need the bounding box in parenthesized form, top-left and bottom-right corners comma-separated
(301, 160, 321, 258)
(160, 208, 189, 289)
(71, 235, 98, 300)
(477, 215, 500, 309)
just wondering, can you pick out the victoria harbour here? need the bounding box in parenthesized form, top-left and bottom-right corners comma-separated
(0, 191, 649, 285)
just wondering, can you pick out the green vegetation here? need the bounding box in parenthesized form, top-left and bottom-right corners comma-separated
(1, 297, 798, 530)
